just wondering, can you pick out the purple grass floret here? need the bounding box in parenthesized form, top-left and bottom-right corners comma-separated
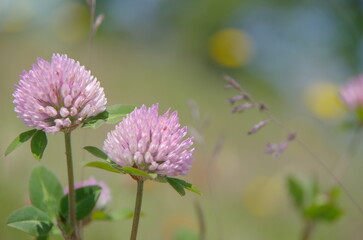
(248, 120, 270, 135)
(224, 74, 243, 91)
(229, 95, 245, 105)
(264, 143, 279, 154)
(265, 132, 296, 158)
(13, 54, 107, 134)
(232, 103, 255, 113)
(103, 104, 195, 177)
(224, 75, 294, 157)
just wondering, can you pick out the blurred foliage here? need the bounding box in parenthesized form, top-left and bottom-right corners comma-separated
(287, 175, 343, 237)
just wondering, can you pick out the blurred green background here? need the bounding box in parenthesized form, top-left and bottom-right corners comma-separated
(1, 0, 363, 239)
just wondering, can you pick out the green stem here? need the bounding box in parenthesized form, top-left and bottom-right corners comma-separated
(301, 220, 315, 240)
(130, 179, 144, 240)
(64, 132, 80, 240)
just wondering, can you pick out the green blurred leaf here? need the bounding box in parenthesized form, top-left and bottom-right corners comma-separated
(173, 228, 200, 240)
(50, 225, 62, 236)
(82, 110, 109, 129)
(287, 176, 304, 208)
(91, 211, 109, 220)
(304, 203, 343, 222)
(356, 108, 363, 123)
(166, 177, 201, 195)
(84, 161, 121, 173)
(109, 209, 135, 220)
(91, 209, 135, 221)
(5, 129, 37, 156)
(60, 186, 101, 221)
(29, 166, 63, 220)
(31, 131, 47, 160)
(106, 105, 135, 124)
(339, 119, 357, 131)
(166, 178, 186, 196)
(330, 187, 341, 201)
(7, 206, 53, 236)
(122, 166, 153, 178)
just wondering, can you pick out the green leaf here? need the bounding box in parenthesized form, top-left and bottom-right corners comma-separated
(287, 176, 304, 209)
(109, 209, 136, 220)
(167, 178, 186, 196)
(81, 105, 135, 128)
(29, 166, 63, 220)
(84, 146, 124, 172)
(330, 187, 341, 201)
(178, 180, 201, 195)
(7, 206, 53, 236)
(31, 131, 47, 160)
(106, 105, 135, 124)
(91, 211, 109, 220)
(91, 209, 135, 221)
(82, 110, 109, 129)
(304, 203, 343, 222)
(60, 186, 101, 221)
(84, 146, 108, 160)
(84, 161, 121, 173)
(122, 166, 153, 178)
(166, 177, 201, 195)
(5, 129, 37, 156)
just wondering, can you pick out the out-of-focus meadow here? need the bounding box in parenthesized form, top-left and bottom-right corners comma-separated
(1, 0, 363, 239)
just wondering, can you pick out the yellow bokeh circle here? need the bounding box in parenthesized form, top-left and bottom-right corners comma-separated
(304, 82, 346, 120)
(209, 28, 253, 68)
(242, 176, 283, 217)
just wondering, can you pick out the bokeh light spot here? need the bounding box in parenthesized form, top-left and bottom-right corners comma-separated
(304, 82, 345, 119)
(242, 176, 283, 217)
(209, 28, 253, 68)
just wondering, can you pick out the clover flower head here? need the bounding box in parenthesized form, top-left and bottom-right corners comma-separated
(64, 177, 111, 210)
(340, 75, 363, 110)
(13, 54, 107, 134)
(103, 104, 195, 177)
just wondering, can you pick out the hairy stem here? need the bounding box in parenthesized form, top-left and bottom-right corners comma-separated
(130, 179, 144, 240)
(64, 132, 80, 240)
